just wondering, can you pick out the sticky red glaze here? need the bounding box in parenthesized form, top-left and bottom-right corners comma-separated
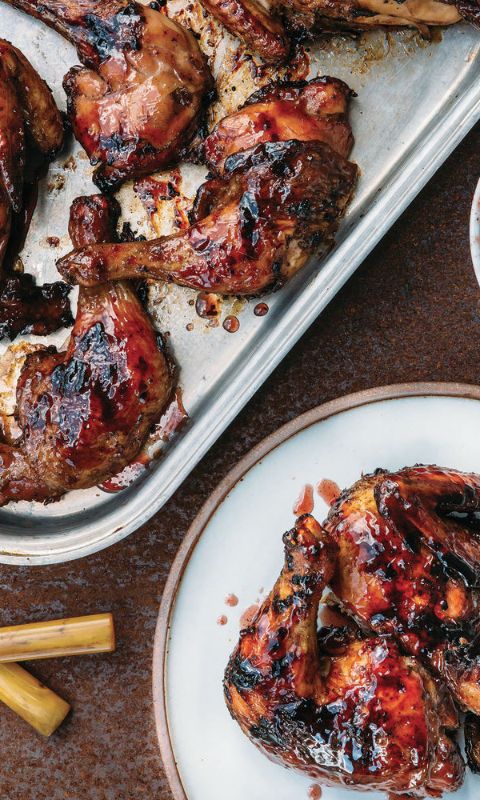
(0, 194, 171, 505)
(224, 514, 464, 796)
(308, 784, 322, 799)
(0, 39, 69, 340)
(293, 483, 314, 515)
(196, 292, 221, 318)
(253, 302, 269, 316)
(324, 465, 480, 714)
(17, 283, 169, 476)
(223, 315, 239, 333)
(316, 478, 340, 506)
(240, 603, 260, 630)
(226, 594, 239, 607)
(7, 0, 212, 190)
(0, 275, 72, 340)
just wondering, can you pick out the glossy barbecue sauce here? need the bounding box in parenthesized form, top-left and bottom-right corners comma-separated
(134, 169, 190, 232)
(223, 315, 239, 333)
(293, 484, 314, 515)
(316, 478, 340, 506)
(196, 292, 221, 318)
(225, 594, 239, 607)
(240, 604, 260, 630)
(253, 302, 269, 317)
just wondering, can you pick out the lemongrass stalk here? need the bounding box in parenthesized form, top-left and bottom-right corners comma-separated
(0, 613, 115, 662)
(0, 662, 70, 736)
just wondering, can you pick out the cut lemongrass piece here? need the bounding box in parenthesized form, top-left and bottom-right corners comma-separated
(0, 662, 70, 736)
(0, 613, 115, 662)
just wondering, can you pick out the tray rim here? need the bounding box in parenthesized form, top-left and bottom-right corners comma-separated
(0, 34, 479, 565)
(152, 380, 480, 800)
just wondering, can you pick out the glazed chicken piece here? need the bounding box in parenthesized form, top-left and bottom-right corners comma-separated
(324, 465, 480, 715)
(0, 39, 72, 339)
(0, 194, 171, 505)
(1, 0, 213, 191)
(199, 0, 475, 63)
(224, 514, 464, 797)
(57, 139, 357, 294)
(199, 0, 290, 63)
(202, 76, 354, 174)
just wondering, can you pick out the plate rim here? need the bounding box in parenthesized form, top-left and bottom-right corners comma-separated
(471, 177, 480, 284)
(152, 380, 480, 800)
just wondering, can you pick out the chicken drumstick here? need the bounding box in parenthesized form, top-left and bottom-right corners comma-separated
(57, 139, 357, 295)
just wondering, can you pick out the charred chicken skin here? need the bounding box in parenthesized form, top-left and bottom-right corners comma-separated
(324, 465, 480, 715)
(57, 139, 357, 295)
(0, 194, 171, 505)
(2, 0, 213, 191)
(202, 76, 354, 174)
(224, 514, 464, 797)
(199, 0, 475, 64)
(0, 38, 72, 339)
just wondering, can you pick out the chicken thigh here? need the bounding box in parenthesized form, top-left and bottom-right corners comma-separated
(324, 465, 480, 714)
(0, 194, 171, 504)
(201, 76, 354, 174)
(1, 0, 213, 190)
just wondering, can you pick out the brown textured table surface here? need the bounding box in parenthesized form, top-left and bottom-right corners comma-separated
(0, 124, 479, 800)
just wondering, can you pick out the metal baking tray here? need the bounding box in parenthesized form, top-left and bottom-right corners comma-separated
(0, 1, 479, 564)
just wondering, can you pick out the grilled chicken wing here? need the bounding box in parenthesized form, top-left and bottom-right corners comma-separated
(279, 0, 463, 34)
(224, 514, 464, 797)
(202, 77, 354, 174)
(57, 139, 357, 294)
(0, 39, 72, 340)
(199, 0, 290, 63)
(324, 465, 480, 714)
(199, 0, 467, 63)
(0, 194, 171, 504)
(2, 0, 213, 191)
(0, 40, 64, 159)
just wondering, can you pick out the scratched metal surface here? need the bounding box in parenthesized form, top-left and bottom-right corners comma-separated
(0, 1, 479, 562)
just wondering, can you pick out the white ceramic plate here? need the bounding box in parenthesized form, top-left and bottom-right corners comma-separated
(471, 179, 480, 283)
(153, 384, 480, 800)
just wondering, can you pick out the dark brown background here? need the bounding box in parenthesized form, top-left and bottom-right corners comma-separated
(0, 123, 478, 800)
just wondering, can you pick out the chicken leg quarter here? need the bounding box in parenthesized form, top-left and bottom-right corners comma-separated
(0, 0, 213, 190)
(224, 514, 464, 797)
(0, 194, 171, 505)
